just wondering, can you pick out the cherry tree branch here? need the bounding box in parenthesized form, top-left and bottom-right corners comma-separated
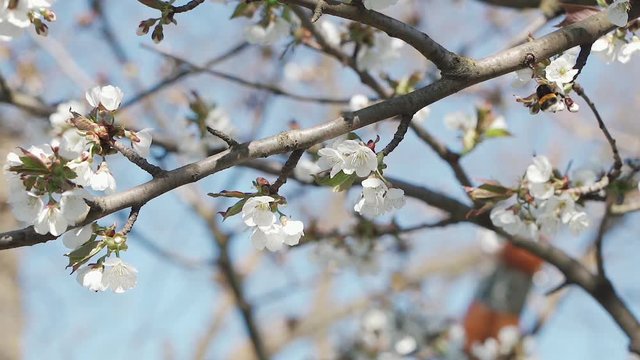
(282, 0, 460, 71)
(0, 10, 620, 250)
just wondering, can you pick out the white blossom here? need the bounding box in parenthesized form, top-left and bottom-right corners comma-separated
(607, 0, 630, 27)
(357, 31, 403, 72)
(244, 17, 290, 45)
(8, 190, 44, 223)
(293, 158, 321, 183)
(362, 0, 399, 11)
(67, 158, 95, 187)
(281, 217, 304, 246)
(569, 211, 590, 234)
(251, 224, 284, 251)
(101, 258, 138, 293)
(383, 188, 405, 211)
(59, 190, 90, 224)
(317, 146, 345, 178)
(526, 155, 552, 183)
(33, 202, 68, 236)
(394, 335, 417, 356)
(471, 338, 499, 360)
(412, 105, 431, 125)
(592, 34, 628, 64)
(490, 202, 526, 236)
(0, 0, 52, 41)
(444, 112, 477, 132)
(545, 56, 578, 88)
(76, 266, 107, 292)
(354, 177, 388, 217)
(349, 94, 370, 111)
(511, 67, 533, 88)
(62, 223, 94, 249)
(337, 140, 377, 177)
(50, 100, 86, 131)
(317, 20, 342, 47)
(91, 162, 116, 193)
(131, 128, 153, 158)
(85, 85, 124, 111)
(241, 196, 276, 227)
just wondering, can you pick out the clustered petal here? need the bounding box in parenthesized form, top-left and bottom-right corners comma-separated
(318, 139, 378, 179)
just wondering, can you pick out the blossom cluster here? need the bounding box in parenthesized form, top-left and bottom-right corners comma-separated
(241, 196, 304, 252)
(3, 85, 150, 293)
(63, 223, 137, 293)
(489, 155, 590, 239)
(0, 0, 55, 40)
(317, 138, 406, 218)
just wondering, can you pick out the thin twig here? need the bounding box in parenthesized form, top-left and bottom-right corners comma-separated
(111, 141, 166, 177)
(143, 45, 351, 105)
(206, 126, 238, 147)
(311, 0, 327, 22)
(121, 205, 142, 235)
(594, 199, 613, 278)
(270, 149, 305, 194)
(573, 83, 623, 180)
(172, 0, 205, 13)
(381, 113, 412, 156)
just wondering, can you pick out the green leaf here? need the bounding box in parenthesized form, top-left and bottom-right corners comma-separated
(218, 198, 248, 221)
(483, 128, 512, 139)
(66, 239, 105, 273)
(315, 171, 357, 192)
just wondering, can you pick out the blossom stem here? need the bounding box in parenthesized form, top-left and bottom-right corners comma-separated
(121, 205, 142, 235)
(270, 149, 305, 194)
(111, 141, 166, 177)
(381, 113, 412, 156)
(205, 126, 238, 147)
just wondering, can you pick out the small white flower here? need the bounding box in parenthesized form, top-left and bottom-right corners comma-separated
(293, 158, 321, 183)
(281, 217, 304, 246)
(101, 258, 138, 293)
(545, 56, 578, 88)
(569, 211, 590, 234)
(50, 100, 86, 131)
(67, 158, 95, 187)
(498, 325, 520, 354)
(526, 155, 552, 183)
(34, 202, 68, 236)
(318, 20, 341, 47)
(354, 177, 387, 218)
(241, 196, 276, 227)
(511, 67, 533, 88)
(412, 105, 431, 125)
(444, 112, 477, 132)
(337, 140, 377, 177)
(8, 190, 44, 223)
(131, 128, 153, 158)
(85, 85, 124, 111)
(592, 34, 628, 64)
(362, 0, 399, 11)
(620, 36, 640, 63)
(471, 338, 499, 360)
(490, 202, 525, 236)
(317, 146, 345, 178)
(607, 0, 630, 27)
(59, 129, 88, 159)
(357, 31, 403, 71)
(349, 94, 370, 111)
(244, 17, 290, 45)
(91, 162, 117, 193)
(383, 187, 405, 211)
(395, 336, 417, 356)
(251, 225, 284, 251)
(62, 223, 94, 249)
(60, 191, 90, 221)
(528, 182, 555, 200)
(76, 266, 107, 292)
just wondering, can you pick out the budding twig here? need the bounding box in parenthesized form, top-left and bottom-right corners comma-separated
(111, 141, 166, 177)
(270, 149, 305, 194)
(381, 113, 412, 156)
(206, 126, 238, 147)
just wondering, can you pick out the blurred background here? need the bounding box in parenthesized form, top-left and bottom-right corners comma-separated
(1, 0, 640, 359)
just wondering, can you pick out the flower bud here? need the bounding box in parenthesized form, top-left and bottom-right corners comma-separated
(151, 24, 164, 44)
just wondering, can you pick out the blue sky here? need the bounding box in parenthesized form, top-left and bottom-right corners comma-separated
(3, 0, 640, 359)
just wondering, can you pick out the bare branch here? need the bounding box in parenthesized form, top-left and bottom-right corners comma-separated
(206, 126, 238, 148)
(111, 141, 166, 177)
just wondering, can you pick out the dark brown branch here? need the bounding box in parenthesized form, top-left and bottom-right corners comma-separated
(381, 113, 412, 156)
(111, 141, 166, 177)
(206, 126, 238, 148)
(172, 0, 205, 13)
(594, 200, 613, 277)
(121, 205, 142, 235)
(270, 149, 305, 194)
